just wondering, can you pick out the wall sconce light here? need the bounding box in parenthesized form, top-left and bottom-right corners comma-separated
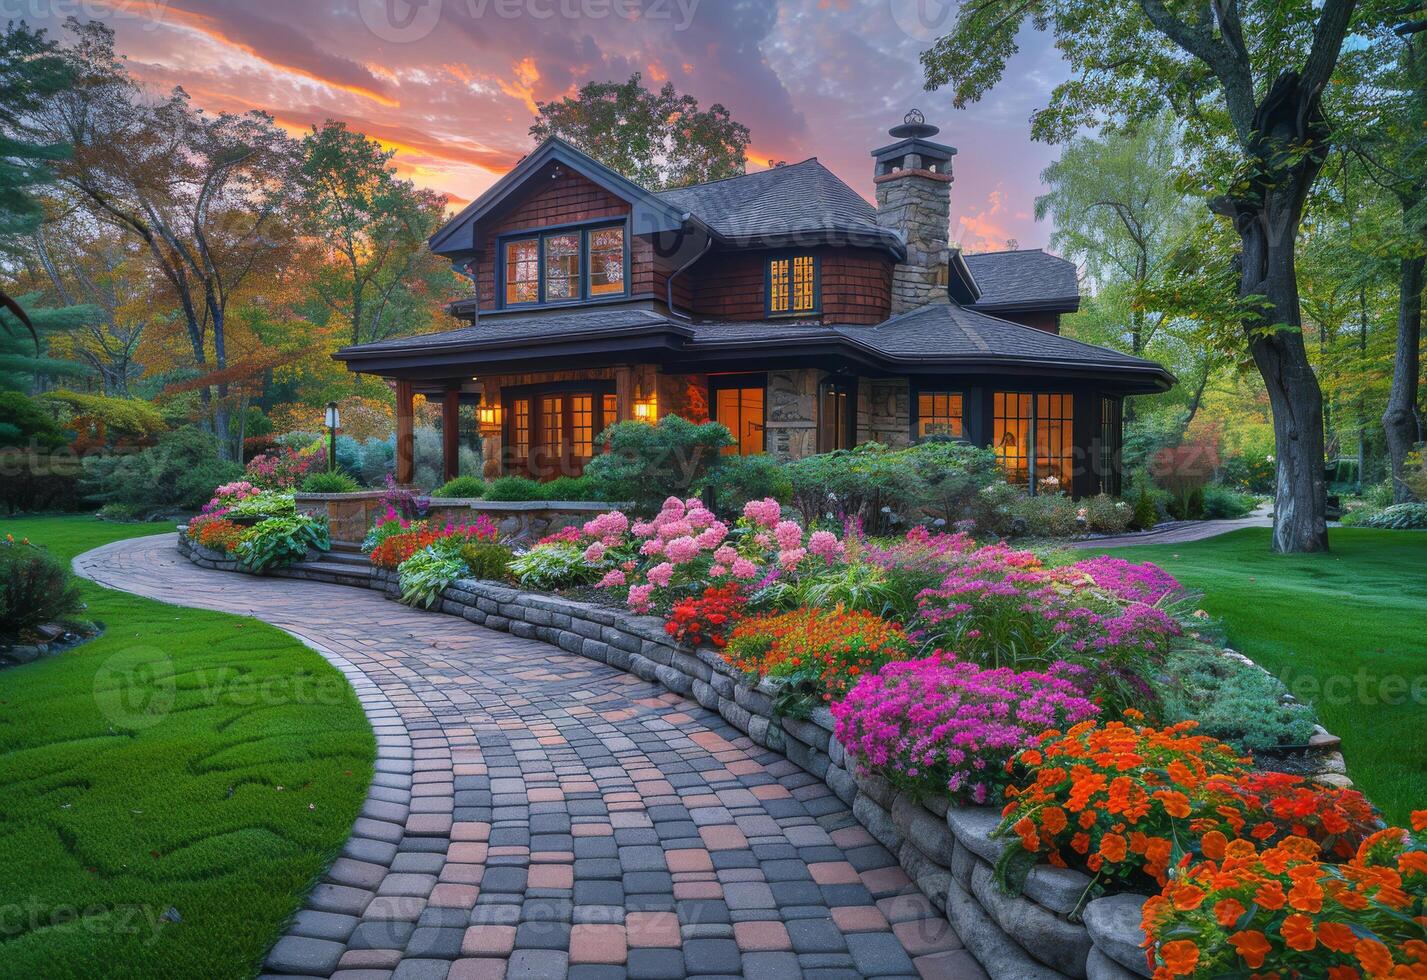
(324, 401, 340, 472)
(478, 403, 502, 429)
(633, 392, 657, 421)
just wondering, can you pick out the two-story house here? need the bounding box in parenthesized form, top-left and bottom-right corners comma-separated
(335, 112, 1173, 496)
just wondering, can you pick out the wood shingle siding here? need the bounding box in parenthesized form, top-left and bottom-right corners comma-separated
(689, 247, 892, 324)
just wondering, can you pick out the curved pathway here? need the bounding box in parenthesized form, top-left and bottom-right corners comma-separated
(78, 535, 980, 980)
(1068, 504, 1273, 550)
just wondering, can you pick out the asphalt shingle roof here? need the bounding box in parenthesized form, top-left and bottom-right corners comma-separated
(962, 249, 1079, 310)
(338, 308, 688, 356)
(656, 159, 900, 252)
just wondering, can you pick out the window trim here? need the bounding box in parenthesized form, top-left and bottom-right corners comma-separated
(708, 372, 768, 456)
(909, 384, 969, 444)
(495, 218, 630, 310)
(764, 251, 820, 318)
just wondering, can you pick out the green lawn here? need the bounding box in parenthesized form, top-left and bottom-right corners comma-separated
(0, 516, 374, 979)
(1106, 527, 1427, 825)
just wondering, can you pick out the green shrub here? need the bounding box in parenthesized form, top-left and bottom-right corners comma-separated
(1219, 452, 1275, 493)
(483, 476, 545, 501)
(0, 391, 70, 452)
(432, 475, 486, 499)
(81, 428, 244, 511)
(1156, 647, 1316, 753)
(0, 541, 82, 640)
(1201, 485, 1256, 519)
(703, 454, 792, 517)
(1130, 486, 1159, 531)
(236, 515, 329, 572)
(901, 440, 1003, 529)
(541, 475, 602, 501)
(1357, 502, 1427, 530)
(397, 547, 468, 608)
(786, 442, 926, 534)
(95, 502, 150, 522)
(583, 416, 732, 514)
(300, 471, 361, 494)
(1007, 492, 1079, 538)
(1081, 494, 1134, 534)
(508, 542, 599, 591)
(457, 541, 514, 581)
(1166, 484, 1205, 521)
(226, 491, 296, 520)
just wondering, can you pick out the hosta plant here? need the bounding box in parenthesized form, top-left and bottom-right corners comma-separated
(398, 547, 469, 609)
(236, 515, 330, 572)
(509, 542, 601, 591)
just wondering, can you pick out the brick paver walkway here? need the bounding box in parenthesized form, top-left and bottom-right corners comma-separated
(77, 535, 981, 980)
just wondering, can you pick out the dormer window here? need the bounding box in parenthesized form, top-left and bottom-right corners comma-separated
(500, 222, 627, 307)
(766, 254, 818, 316)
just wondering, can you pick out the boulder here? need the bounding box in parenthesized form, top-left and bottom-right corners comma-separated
(1082, 895, 1151, 979)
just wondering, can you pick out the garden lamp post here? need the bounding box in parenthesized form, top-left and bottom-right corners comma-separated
(324, 401, 340, 473)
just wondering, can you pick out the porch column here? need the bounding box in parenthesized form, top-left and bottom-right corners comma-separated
(395, 379, 414, 485)
(442, 387, 461, 483)
(615, 366, 635, 422)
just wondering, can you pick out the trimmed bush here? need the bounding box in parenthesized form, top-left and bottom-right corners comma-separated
(703, 454, 792, 516)
(432, 475, 486, 499)
(300, 471, 361, 494)
(583, 416, 732, 515)
(457, 541, 514, 581)
(0, 540, 82, 640)
(482, 476, 545, 501)
(81, 428, 244, 511)
(786, 442, 926, 534)
(1201, 484, 1256, 519)
(902, 440, 1003, 529)
(540, 475, 602, 501)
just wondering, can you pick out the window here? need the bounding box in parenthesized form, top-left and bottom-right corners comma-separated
(543, 233, 580, 302)
(541, 396, 564, 455)
(767, 254, 818, 316)
(916, 391, 964, 440)
(588, 227, 625, 296)
(993, 392, 1033, 488)
(818, 379, 855, 453)
(511, 398, 531, 457)
(572, 394, 594, 457)
(1035, 393, 1074, 490)
(711, 375, 766, 456)
(993, 391, 1075, 492)
(505, 239, 538, 305)
(500, 222, 627, 307)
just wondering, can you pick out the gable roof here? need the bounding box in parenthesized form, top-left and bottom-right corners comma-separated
(654, 159, 903, 256)
(427, 137, 696, 258)
(961, 248, 1080, 313)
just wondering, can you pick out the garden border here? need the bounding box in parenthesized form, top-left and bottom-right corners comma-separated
(176, 533, 1352, 980)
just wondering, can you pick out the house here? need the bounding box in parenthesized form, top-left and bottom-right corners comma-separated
(334, 111, 1173, 496)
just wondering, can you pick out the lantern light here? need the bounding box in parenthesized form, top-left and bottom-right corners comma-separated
(478, 403, 502, 428)
(324, 401, 340, 473)
(325, 401, 340, 430)
(632, 392, 657, 421)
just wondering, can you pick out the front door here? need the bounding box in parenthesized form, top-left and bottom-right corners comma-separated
(506, 386, 616, 479)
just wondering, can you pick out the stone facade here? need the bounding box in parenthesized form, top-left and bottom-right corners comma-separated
(765, 368, 819, 459)
(875, 163, 952, 314)
(859, 377, 912, 448)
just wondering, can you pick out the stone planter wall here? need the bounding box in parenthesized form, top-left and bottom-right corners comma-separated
(294, 493, 620, 546)
(175, 538, 1351, 980)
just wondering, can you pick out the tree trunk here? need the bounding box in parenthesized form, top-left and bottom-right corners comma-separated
(1383, 254, 1424, 501)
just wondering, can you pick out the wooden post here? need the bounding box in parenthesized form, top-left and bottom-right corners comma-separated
(395, 379, 414, 486)
(615, 366, 634, 422)
(442, 387, 461, 483)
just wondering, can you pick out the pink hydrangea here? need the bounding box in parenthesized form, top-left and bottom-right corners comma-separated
(731, 558, 759, 579)
(664, 536, 701, 564)
(583, 542, 606, 563)
(628, 584, 655, 612)
(597, 569, 626, 588)
(807, 530, 844, 562)
(742, 497, 782, 528)
(696, 523, 728, 550)
(646, 562, 675, 587)
(640, 538, 665, 556)
(657, 519, 694, 540)
(774, 520, 803, 551)
(632, 521, 656, 538)
(714, 545, 738, 565)
(777, 548, 807, 569)
(582, 510, 629, 542)
(710, 564, 727, 577)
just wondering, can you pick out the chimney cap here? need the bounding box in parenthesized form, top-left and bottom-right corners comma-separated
(888, 108, 940, 140)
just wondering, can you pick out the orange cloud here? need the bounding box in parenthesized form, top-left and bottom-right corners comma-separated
(498, 57, 543, 115)
(956, 187, 1018, 252)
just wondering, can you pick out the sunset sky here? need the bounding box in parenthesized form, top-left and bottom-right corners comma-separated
(32, 0, 1071, 251)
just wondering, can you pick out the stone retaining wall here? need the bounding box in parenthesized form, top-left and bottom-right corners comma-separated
(175, 535, 1350, 980)
(294, 493, 619, 547)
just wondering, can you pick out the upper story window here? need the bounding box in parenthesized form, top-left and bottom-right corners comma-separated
(767, 254, 818, 316)
(501, 222, 627, 308)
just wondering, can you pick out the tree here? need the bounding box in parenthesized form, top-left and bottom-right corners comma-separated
(921, 0, 1398, 552)
(0, 22, 74, 352)
(529, 73, 750, 190)
(298, 121, 455, 349)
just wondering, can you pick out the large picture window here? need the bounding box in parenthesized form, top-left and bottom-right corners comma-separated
(767, 254, 818, 316)
(499, 222, 627, 308)
(916, 390, 964, 440)
(993, 391, 1075, 492)
(711, 375, 766, 456)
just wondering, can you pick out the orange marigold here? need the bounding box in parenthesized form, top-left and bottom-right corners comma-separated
(1280, 913, 1317, 952)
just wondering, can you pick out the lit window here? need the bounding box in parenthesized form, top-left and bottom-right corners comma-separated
(505, 239, 538, 305)
(993, 392, 1074, 491)
(916, 391, 964, 440)
(511, 398, 531, 458)
(1035, 393, 1074, 490)
(993, 392, 1033, 488)
(572, 394, 594, 457)
(768, 255, 817, 315)
(543, 233, 580, 302)
(541, 396, 564, 455)
(713, 380, 765, 456)
(588, 227, 625, 296)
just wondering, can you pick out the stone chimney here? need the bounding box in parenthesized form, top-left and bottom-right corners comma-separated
(872, 110, 956, 314)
